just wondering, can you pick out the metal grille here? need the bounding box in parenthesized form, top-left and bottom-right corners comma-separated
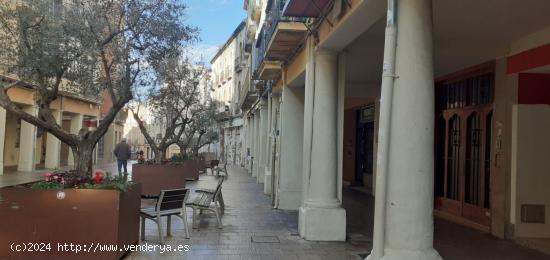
(465, 113, 481, 205)
(446, 115, 460, 200)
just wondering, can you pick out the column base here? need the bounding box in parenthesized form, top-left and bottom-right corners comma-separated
(257, 165, 265, 184)
(264, 169, 272, 195)
(366, 248, 442, 260)
(299, 206, 346, 241)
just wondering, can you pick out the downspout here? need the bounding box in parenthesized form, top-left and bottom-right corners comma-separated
(370, 0, 397, 259)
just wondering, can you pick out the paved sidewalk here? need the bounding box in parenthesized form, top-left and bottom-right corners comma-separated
(2, 164, 549, 259)
(129, 166, 366, 260)
(129, 166, 550, 260)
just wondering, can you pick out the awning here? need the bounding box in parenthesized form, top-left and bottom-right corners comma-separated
(283, 0, 331, 17)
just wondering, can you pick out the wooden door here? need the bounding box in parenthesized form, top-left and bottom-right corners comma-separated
(434, 71, 494, 227)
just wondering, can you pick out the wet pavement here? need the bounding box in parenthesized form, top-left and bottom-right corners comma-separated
(1, 163, 549, 259)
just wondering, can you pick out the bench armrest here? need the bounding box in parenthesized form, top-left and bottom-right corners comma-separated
(195, 188, 215, 194)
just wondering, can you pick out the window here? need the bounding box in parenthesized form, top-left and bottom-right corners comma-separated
(97, 137, 105, 160)
(439, 73, 494, 110)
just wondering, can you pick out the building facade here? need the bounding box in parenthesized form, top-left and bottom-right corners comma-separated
(239, 0, 550, 257)
(96, 91, 128, 165)
(0, 80, 101, 174)
(211, 22, 248, 166)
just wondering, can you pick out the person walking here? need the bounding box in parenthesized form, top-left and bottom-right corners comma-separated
(114, 138, 132, 175)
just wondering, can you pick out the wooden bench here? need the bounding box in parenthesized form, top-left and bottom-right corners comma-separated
(187, 178, 224, 229)
(215, 161, 228, 178)
(195, 177, 225, 214)
(204, 160, 219, 175)
(140, 188, 190, 244)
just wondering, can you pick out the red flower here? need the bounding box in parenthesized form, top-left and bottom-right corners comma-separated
(93, 171, 104, 184)
(44, 172, 54, 181)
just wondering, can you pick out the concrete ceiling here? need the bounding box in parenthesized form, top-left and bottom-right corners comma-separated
(344, 0, 550, 93)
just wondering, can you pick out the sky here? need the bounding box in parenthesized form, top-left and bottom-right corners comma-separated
(182, 0, 247, 64)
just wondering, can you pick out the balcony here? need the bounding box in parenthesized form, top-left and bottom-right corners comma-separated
(282, 0, 331, 17)
(252, 0, 307, 81)
(239, 64, 258, 110)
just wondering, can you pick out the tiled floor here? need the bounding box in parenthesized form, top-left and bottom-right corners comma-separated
(2, 163, 549, 259)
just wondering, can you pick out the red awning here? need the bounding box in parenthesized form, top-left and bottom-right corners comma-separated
(283, 0, 331, 18)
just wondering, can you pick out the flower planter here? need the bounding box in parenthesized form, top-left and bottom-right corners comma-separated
(198, 159, 207, 172)
(132, 160, 200, 197)
(0, 183, 141, 260)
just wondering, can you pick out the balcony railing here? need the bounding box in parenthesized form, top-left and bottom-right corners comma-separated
(252, 0, 306, 76)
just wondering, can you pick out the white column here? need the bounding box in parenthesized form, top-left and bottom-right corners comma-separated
(18, 106, 38, 172)
(249, 115, 255, 173)
(253, 108, 261, 177)
(0, 108, 6, 175)
(257, 99, 268, 184)
(373, 0, 441, 259)
(45, 109, 62, 169)
(299, 48, 346, 241)
(67, 114, 83, 166)
(278, 87, 304, 210)
(264, 94, 273, 193)
(245, 116, 250, 171)
(253, 112, 260, 177)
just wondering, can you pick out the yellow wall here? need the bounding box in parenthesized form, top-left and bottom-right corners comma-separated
(285, 47, 306, 85)
(6, 87, 34, 106)
(62, 98, 99, 117)
(7, 86, 99, 117)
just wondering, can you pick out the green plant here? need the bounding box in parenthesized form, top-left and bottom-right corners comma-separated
(171, 153, 189, 163)
(30, 170, 133, 192)
(30, 181, 64, 190)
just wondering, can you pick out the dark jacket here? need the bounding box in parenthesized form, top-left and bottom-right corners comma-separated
(114, 142, 132, 161)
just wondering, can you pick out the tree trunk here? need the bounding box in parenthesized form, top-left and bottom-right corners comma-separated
(71, 143, 94, 177)
(153, 148, 166, 164)
(177, 143, 188, 156)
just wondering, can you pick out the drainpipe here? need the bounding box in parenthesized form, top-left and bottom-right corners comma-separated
(369, 1, 397, 259)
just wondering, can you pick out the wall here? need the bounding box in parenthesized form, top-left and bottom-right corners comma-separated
(512, 104, 550, 238)
(35, 135, 43, 166)
(60, 120, 70, 166)
(518, 73, 550, 105)
(487, 59, 515, 238)
(4, 112, 19, 167)
(100, 123, 117, 164)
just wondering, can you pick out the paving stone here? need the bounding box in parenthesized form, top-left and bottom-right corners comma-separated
(2, 163, 549, 259)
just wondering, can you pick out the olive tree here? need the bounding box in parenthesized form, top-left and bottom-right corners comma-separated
(0, 0, 198, 177)
(176, 99, 220, 157)
(131, 59, 208, 163)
